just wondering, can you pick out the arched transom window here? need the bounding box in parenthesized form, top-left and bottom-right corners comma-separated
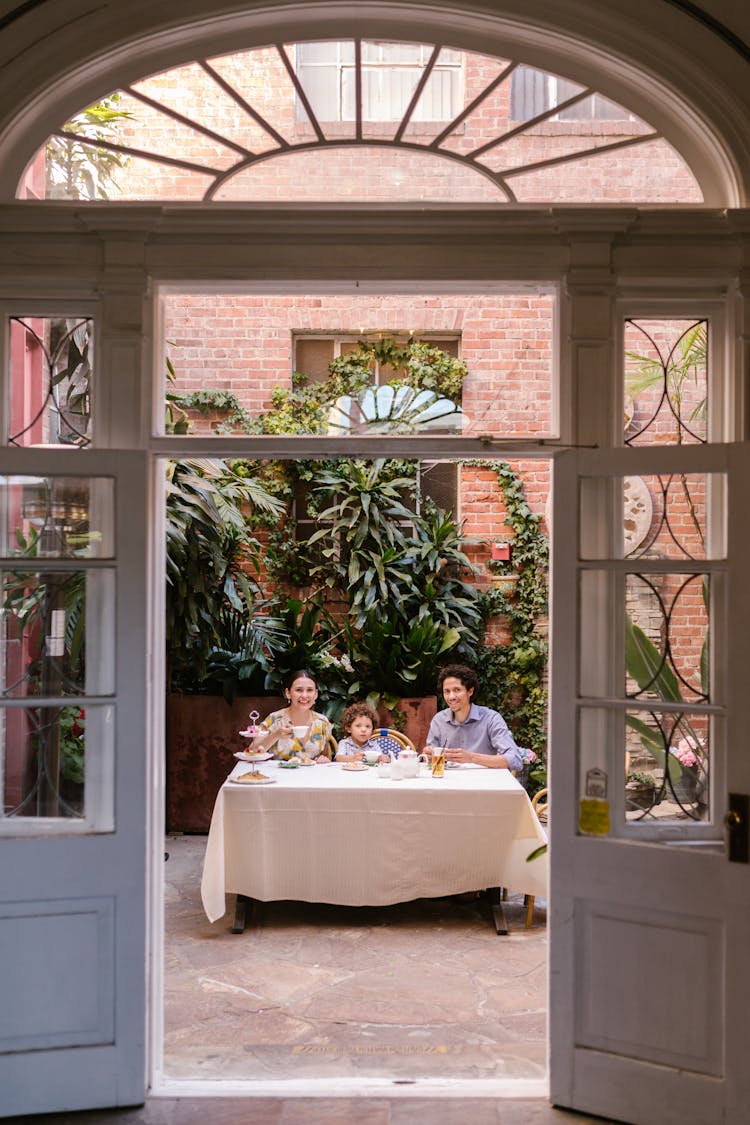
(20, 39, 702, 204)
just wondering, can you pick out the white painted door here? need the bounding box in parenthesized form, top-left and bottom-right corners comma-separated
(549, 443, 750, 1125)
(0, 448, 150, 1116)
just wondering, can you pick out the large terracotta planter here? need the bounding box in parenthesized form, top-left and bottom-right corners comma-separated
(375, 696, 438, 750)
(166, 694, 283, 832)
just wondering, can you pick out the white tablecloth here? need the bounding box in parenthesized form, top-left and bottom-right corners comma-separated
(200, 760, 548, 922)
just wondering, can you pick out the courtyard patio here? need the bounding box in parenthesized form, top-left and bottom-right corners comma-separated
(162, 833, 548, 1084)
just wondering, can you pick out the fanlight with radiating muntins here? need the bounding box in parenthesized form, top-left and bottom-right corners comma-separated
(21, 39, 703, 204)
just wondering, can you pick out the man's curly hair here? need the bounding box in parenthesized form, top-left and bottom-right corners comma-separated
(437, 664, 480, 697)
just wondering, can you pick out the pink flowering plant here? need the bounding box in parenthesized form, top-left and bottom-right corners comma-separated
(671, 737, 701, 770)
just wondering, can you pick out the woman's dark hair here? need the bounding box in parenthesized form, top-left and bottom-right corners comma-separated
(437, 663, 480, 697)
(340, 701, 379, 733)
(285, 669, 319, 690)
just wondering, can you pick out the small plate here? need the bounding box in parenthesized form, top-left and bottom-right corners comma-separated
(239, 729, 262, 739)
(234, 750, 272, 763)
(342, 763, 367, 772)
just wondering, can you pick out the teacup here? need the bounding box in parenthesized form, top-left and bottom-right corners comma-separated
(292, 725, 308, 741)
(377, 760, 391, 778)
(364, 748, 380, 765)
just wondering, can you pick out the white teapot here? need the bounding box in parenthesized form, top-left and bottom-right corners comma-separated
(396, 748, 428, 778)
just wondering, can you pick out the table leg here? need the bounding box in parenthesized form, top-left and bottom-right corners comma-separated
(482, 886, 509, 935)
(231, 893, 255, 933)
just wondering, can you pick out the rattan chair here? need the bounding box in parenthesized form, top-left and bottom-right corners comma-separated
(325, 732, 338, 759)
(521, 787, 549, 927)
(371, 727, 417, 756)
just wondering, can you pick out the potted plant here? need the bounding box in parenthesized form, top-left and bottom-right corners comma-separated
(626, 770, 659, 811)
(668, 738, 703, 805)
(487, 557, 519, 596)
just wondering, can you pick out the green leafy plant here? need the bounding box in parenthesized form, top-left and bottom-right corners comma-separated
(625, 320, 707, 547)
(471, 462, 549, 784)
(625, 320, 707, 442)
(261, 596, 342, 692)
(626, 770, 656, 787)
(247, 336, 467, 437)
(171, 388, 254, 434)
(165, 458, 285, 692)
(307, 459, 481, 648)
(624, 616, 704, 789)
(307, 458, 418, 620)
(59, 706, 86, 784)
(46, 97, 134, 200)
(348, 606, 461, 703)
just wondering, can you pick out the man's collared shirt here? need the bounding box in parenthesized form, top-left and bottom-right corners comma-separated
(426, 703, 523, 772)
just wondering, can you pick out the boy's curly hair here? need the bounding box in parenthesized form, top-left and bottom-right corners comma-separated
(340, 701, 380, 733)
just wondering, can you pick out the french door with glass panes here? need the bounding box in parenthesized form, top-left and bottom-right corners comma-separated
(0, 449, 150, 1115)
(549, 442, 750, 1125)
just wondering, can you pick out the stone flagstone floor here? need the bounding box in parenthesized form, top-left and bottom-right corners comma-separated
(7, 838, 625, 1125)
(163, 833, 548, 1083)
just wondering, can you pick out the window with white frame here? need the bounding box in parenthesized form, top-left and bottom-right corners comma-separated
(295, 41, 463, 123)
(292, 334, 460, 537)
(510, 64, 632, 122)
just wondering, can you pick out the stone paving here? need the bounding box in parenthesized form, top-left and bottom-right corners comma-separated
(8, 837, 625, 1124)
(163, 833, 548, 1083)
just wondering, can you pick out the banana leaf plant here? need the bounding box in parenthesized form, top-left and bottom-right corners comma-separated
(625, 615, 707, 784)
(165, 457, 285, 691)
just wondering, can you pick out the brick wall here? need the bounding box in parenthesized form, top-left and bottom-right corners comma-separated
(163, 291, 555, 439)
(90, 44, 702, 204)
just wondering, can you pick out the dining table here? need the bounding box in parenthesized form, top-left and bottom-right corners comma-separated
(200, 757, 548, 932)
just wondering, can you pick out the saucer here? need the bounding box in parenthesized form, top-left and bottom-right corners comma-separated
(234, 750, 272, 763)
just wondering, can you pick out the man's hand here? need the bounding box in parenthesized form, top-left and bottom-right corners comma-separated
(444, 746, 471, 764)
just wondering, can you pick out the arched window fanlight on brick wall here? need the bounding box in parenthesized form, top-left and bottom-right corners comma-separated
(19, 39, 703, 204)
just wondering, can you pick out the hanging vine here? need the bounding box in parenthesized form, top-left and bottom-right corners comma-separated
(470, 460, 549, 780)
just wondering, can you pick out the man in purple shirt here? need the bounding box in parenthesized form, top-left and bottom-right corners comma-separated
(425, 663, 523, 772)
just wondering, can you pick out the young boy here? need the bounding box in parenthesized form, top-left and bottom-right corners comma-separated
(335, 702, 386, 763)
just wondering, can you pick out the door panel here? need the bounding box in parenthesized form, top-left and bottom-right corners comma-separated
(550, 443, 750, 1125)
(0, 450, 148, 1116)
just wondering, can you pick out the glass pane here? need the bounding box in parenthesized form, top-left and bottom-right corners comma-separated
(625, 572, 709, 705)
(18, 43, 703, 205)
(160, 291, 556, 439)
(579, 473, 725, 561)
(1, 702, 114, 823)
(9, 317, 93, 447)
(508, 138, 702, 204)
(577, 706, 711, 834)
(625, 318, 708, 446)
(1, 568, 116, 697)
(213, 142, 503, 202)
(579, 570, 710, 705)
(625, 708, 710, 823)
(0, 476, 115, 558)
